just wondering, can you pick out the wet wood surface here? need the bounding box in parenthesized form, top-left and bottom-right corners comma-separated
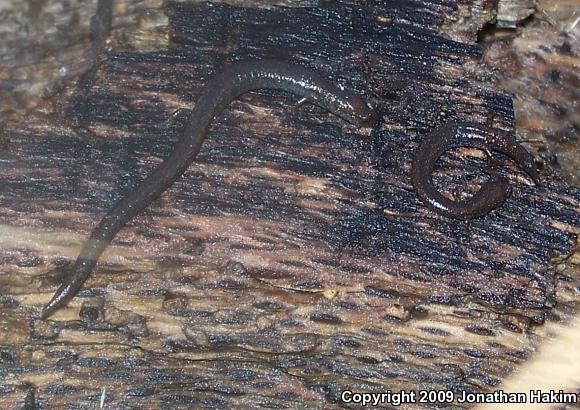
(0, 1, 578, 409)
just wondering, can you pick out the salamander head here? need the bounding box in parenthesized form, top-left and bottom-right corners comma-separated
(334, 93, 377, 127)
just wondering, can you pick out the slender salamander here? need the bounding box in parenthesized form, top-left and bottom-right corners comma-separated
(41, 59, 376, 318)
(411, 121, 540, 220)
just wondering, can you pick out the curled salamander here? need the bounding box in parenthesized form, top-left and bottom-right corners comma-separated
(41, 59, 376, 318)
(411, 121, 540, 220)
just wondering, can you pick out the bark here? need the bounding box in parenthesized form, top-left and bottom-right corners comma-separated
(0, 1, 578, 409)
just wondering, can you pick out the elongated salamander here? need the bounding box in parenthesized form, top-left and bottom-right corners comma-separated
(411, 121, 540, 220)
(41, 60, 376, 318)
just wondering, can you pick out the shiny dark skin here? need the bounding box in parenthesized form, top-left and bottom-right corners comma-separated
(41, 60, 376, 318)
(411, 121, 541, 220)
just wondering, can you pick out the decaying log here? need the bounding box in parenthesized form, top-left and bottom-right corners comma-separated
(0, 1, 578, 409)
(482, 0, 580, 187)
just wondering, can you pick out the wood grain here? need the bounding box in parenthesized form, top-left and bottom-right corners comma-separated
(0, 1, 578, 408)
